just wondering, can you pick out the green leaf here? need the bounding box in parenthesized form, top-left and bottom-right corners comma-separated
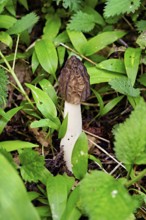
(67, 29, 87, 54)
(0, 154, 40, 220)
(0, 68, 8, 107)
(7, 12, 39, 35)
(138, 73, 146, 86)
(39, 79, 58, 105)
(87, 66, 125, 84)
(72, 132, 88, 180)
(0, 0, 8, 13)
(79, 171, 138, 220)
(0, 140, 38, 152)
(0, 31, 12, 48)
(114, 98, 146, 165)
(19, 149, 45, 183)
(100, 95, 124, 116)
(30, 118, 60, 130)
(31, 50, 39, 73)
(43, 14, 61, 40)
(109, 77, 140, 97)
(0, 147, 16, 169)
(67, 11, 95, 32)
(0, 107, 21, 134)
(18, 0, 28, 10)
(83, 6, 105, 27)
(104, 0, 140, 17)
(97, 59, 126, 74)
(124, 47, 141, 86)
(61, 186, 81, 220)
(54, 31, 70, 46)
(47, 175, 68, 220)
(92, 89, 104, 115)
(84, 31, 126, 56)
(58, 114, 68, 139)
(136, 31, 146, 49)
(136, 20, 146, 33)
(26, 83, 57, 118)
(35, 39, 58, 76)
(61, 0, 82, 11)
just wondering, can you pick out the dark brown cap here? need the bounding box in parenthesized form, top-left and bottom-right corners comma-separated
(59, 56, 90, 104)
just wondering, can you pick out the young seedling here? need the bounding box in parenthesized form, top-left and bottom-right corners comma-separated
(59, 56, 90, 171)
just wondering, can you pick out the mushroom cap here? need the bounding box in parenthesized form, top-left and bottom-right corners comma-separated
(59, 56, 90, 104)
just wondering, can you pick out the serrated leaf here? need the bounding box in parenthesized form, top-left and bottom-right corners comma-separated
(72, 132, 88, 180)
(43, 14, 61, 40)
(109, 77, 140, 97)
(0, 154, 40, 220)
(136, 20, 146, 33)
(97, 59, 126, 74)
(67, 11, 95, 32)
(0, 31, 12, 48)
(87, 66, 125, 84)
(62, 0, 82, 11)
(7, 12, 39, 35)
(67, 30, 87, 54)
(47, 175, 68, 220)
(136, 31, 146, 49)
(124, 47, 141, 86)
(114, 98, 146, 165)
(35, 39, 58, 76)
(104, 0, 140, 17)
(84, 31, 126, 56)
(79, 171, 138, 220)
(20, 149, 45, 182)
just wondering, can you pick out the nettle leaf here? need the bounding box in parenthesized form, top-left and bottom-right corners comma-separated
(0, 68, 8, 107)
(136, 31, 146, 49)
(79, 171, 137, 220)
(20, 149, 45, 183)
(114, 98, 146, 165)
(124, 47, 141, 86)
(67, 11, 95, 32)
(61, 0, 82, 11)
(136, 20, 146, 33)
(104, 0, 140, 17)
(109, 77, 140, 97)
(7, 12, 39, 35)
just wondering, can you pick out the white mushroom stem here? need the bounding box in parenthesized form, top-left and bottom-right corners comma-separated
(60, 101, 82, 171)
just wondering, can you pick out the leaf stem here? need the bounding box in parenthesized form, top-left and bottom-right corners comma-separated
(12, 34, 20, 70)
(0, 50, 33, 108)
(125, 168, 146, 188)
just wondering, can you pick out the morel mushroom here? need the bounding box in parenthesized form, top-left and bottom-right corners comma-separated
(59, 56, 90, 171)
